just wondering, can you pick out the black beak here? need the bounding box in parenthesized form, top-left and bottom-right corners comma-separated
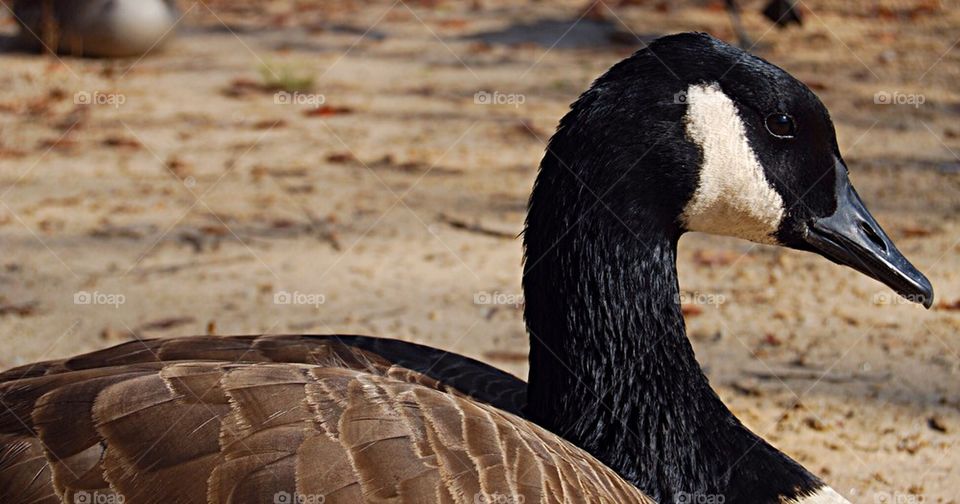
(802, 158, 934, 308)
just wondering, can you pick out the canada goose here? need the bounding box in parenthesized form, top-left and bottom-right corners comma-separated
(578, 0, 801, 47)
(0, 32, 932, 504)
(11, 0, 178, 57)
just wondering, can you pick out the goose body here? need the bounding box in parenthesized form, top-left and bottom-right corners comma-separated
(12, 0, 178, 57)
(0, 336, 649, 503)
(0, 33, 933, 504)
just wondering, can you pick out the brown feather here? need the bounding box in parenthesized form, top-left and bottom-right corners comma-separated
(0, 336, 653, 503)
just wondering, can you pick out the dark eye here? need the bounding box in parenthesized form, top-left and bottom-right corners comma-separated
(764, 113, 796, 138)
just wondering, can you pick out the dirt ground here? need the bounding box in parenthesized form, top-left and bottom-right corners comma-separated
(0, 0, 958, 501)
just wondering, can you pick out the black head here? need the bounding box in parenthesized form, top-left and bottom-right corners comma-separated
(528, 32, 932, 308)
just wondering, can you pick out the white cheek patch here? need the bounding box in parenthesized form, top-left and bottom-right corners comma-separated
(680, 83, 785, 245)
(783, 486, 852, 504)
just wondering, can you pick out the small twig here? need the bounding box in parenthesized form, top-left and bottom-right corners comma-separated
(302, 207, 342, 251)
(135, 316, 196, 333)
(0, 301, 38, 317)
(127, 255, 253, 277)
(265, 172, 342, 250)
(438, 213, 517, 239)
(287, 307, 406, 331)
(745, 367, 891, 383)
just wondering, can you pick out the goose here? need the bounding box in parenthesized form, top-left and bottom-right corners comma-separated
(578, 0, 801, 47)
(0, 32, 933, 504)
(10, 0, 178, 57)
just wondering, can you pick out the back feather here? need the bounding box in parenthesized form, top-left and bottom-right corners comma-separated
(0, 335, 652, 504)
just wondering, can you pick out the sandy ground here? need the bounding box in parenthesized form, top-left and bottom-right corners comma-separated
(0, 0, 958, 501)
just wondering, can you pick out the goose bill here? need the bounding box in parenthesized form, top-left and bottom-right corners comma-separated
(802, 158, 934, 309)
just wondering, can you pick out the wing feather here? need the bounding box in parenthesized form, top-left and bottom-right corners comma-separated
(0, 336, 653, 503)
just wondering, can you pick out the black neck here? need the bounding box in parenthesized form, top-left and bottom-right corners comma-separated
(522, 205, 822, 503)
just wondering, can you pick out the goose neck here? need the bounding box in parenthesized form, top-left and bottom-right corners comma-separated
(522, 218, 822, 503)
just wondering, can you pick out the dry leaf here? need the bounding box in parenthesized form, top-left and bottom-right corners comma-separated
(304, 105, 354, 117)
(326, 152, 356, 164)
(935, 299, 960, 311)
(693, 249, 742, 267)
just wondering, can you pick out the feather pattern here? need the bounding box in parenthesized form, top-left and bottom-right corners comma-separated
(0, 335, 652, 503)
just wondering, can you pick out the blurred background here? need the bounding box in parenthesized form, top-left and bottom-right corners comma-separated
(0, 0, 958, 500)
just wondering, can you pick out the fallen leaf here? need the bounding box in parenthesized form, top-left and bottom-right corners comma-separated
(928, 415, 948, 433)
(326, 152, 356, 164)
(254, 119, 286, 129)
(436, 19, 468, 29)
(936, 299, 960, 311)
(103, 136, 142, 149)
(0, 302, 38, 317)
(901, 225, 934, 238)
(693, 249, 743, 267)
(199, 225, 228, 237)
(100, 326, 134, 341)
(38, 136, 78, 150)
(167, 157, 192, 179)
(483, 350, 528, 362)
(803, 416, 828, 431)
(303, 105, 354, 117)
(514, 119, 546, 139)
(137, 317, 196, 332)
(223, 77, 265, 98)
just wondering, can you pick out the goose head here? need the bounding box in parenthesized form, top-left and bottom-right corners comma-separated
(524, 32, 932, 504)
(531, 31, 932, 308)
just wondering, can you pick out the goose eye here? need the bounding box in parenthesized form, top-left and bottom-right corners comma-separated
(765, 113, 796, 138)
